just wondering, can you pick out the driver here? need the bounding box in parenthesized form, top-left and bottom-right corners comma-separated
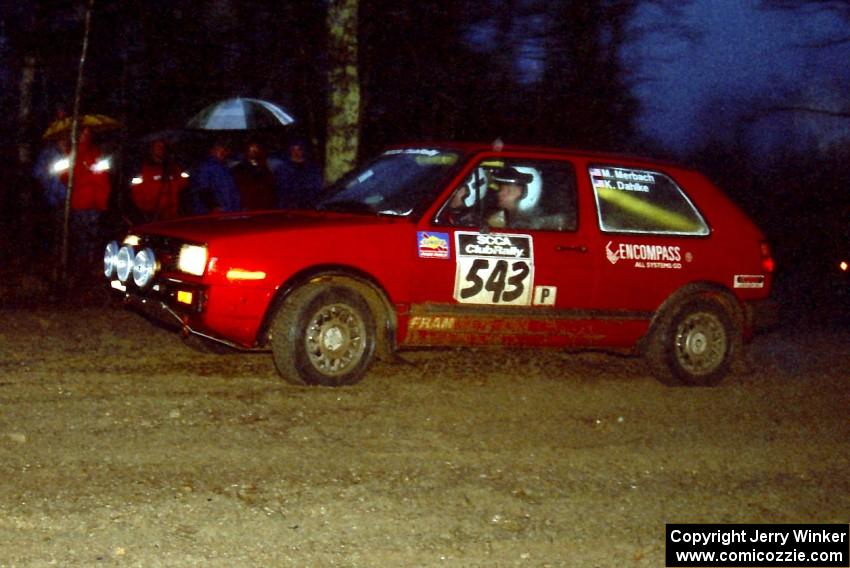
(487, 166, 537, 229)
(443, 184, 477, 226)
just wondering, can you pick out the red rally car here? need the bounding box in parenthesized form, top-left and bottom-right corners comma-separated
(103, 143, 775, 387)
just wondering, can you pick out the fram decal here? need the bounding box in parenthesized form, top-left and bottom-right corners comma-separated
(606, 241, 686, 269)
(417, 231, 450, 259)
(408, 316, 456, 330)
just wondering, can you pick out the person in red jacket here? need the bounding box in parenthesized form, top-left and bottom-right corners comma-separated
(130, 138, 188, 222)
(60, 126, 112, 278)
(232, 140, 276, 211)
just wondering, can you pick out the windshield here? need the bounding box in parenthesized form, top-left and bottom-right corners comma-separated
(314, 148, 462, 216)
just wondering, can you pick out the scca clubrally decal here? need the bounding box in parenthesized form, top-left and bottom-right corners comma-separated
(453, 232, 534, 305)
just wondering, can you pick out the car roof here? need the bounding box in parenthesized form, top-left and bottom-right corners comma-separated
(387, 141, 695, 172)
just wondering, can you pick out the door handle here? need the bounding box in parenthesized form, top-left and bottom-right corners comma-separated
(555, 244, 588, 253)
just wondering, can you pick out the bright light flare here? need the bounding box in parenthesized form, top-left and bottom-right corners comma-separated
(178, 244, 208, 276)
(91, 157, 111, 172)
(51, 158, 70, 174)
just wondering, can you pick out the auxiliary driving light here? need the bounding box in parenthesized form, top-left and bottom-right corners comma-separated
(132, 248, 157, 288)
(103, 241, 119, 278)
(116, 245, 135, 283)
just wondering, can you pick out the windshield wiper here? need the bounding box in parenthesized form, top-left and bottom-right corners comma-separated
(316, 200, 376, 214)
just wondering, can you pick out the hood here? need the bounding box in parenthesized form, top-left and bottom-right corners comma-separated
(134, 210, 401, 243)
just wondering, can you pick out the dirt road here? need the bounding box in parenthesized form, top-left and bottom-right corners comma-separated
(0, 306, 848, 566)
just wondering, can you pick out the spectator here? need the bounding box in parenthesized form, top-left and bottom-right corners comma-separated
(33, 136, 72, 260)
(187, 140, 240, 215)
(63, 126, 113, 277)
(33, 136, 71, 212)
(129, 138, 188, 223)
(274, 138, 322, 209)
(232, 140, 276, 210)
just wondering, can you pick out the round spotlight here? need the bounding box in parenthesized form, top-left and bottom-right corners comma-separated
(132, 248, 157, 288)
(116, 245, 135, 283)
(103, 241, 119, 278)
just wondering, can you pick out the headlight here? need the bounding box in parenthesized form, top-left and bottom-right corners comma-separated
(116, 246, 135, 282)
(132, 248, 157, 288)
(178, 244, 208, 276)
(103, 241, 119, 278)
(130, 176, 143, 185)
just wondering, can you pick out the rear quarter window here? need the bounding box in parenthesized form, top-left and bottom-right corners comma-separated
(589, 165, 709, 236)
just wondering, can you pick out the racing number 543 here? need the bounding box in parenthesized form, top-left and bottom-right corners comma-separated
(459, 258, 530, 304)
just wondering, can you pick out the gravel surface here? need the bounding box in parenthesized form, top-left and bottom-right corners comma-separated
(0, 304, 848, 566)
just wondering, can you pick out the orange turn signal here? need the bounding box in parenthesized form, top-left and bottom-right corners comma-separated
(226, 268, 267, 281)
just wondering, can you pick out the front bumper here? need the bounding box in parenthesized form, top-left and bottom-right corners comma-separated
(109, 276, 208, 315)
(110, 278, 252, 350)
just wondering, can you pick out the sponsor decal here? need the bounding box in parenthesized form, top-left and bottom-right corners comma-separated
(606, 240, 686, 270)
(457, 232, 530, 259)
(417, 231, 450, 259)
(733, 275, 765, 289)
(453, 232, 534, 305)
(408, 316, 456, 331)
(590, 167, 655, 193)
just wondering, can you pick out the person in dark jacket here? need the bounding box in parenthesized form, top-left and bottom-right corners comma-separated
(273, 139, 322, 209)
(187, 140, 240, 215)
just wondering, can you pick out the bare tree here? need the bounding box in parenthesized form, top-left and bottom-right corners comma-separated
(754, 1, 850, 120)
(325, 0, 360, 183)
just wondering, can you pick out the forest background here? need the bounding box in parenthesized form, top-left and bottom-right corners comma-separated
(0, 0, 848, 310)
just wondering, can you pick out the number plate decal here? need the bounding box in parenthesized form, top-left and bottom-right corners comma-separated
(453, 232, 534, 305)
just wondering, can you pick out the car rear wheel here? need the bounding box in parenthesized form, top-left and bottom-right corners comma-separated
(644, 296, 740, 386)
(270, 283, 376, 386)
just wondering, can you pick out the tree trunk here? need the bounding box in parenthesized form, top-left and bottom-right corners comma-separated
(325, 0, 360, 184)
(17, 55, 37, 165)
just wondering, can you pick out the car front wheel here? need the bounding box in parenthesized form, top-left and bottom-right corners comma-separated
(270, 283, 376, 386)
(644, 296, 740, 386)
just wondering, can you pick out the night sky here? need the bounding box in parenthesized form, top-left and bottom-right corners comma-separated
(632, 0, 850, 153)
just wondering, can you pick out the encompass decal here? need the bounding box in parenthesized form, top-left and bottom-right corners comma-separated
(606, 240, 688, 270)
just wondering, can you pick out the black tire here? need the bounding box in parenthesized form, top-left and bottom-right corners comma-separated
(644, 296, 740, 386)
(270, 284, 376, 386)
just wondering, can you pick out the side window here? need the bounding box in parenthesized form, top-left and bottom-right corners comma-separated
(435, 159, 577, 232)
(589, 165, 709, 235)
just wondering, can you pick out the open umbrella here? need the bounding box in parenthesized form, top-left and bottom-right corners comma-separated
(43, 113, 121, 139)
(186, 97, 295, 130)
